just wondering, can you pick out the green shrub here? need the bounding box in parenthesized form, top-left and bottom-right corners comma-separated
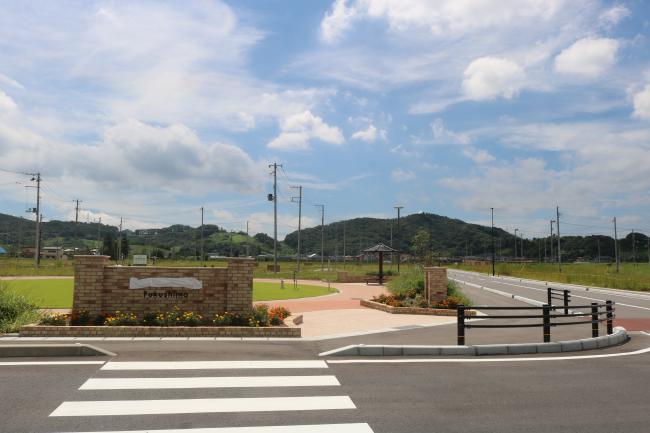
(387, 267, 425, 296)
(0, 283, 41, 333)
(70, 310, 90, 325)
(446, 280, 472, 306)
(175, 311, 203, 327)
(213, 312, 253, 327)
(105, 311, 138, 326)
(40, 313, 68, 326)
(252, 304, 270, 327)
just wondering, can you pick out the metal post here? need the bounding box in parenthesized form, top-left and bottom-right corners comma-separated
(491, 207, 495, 276)
(591, 303, 599, 338)
(606, 300, 613, 335)
(613, 217, 619, 273)
(394, 206, 403, 273)
(547, 287, 552, 307)
(543, 304, 551, 343)
(556, 206, 562, 272)
(563, 289, 569, 315)
(457, 305, 465, 346)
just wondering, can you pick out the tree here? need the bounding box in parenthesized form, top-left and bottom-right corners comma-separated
(411, 229, 432, 264)
(120, 236, 129, 259)
(102, 232, 117, 259)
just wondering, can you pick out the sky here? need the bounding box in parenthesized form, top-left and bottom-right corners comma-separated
(1, 0, 650, 240)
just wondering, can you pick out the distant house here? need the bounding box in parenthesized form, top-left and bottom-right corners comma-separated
(0, 246, 7, 255)
(21, 246, 67, 260)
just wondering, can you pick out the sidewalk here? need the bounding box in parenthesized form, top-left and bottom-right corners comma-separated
(256, 278, 388, 313)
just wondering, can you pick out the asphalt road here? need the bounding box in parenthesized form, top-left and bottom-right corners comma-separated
(448, 269, 650, 331)
(1, 332, 649, 433)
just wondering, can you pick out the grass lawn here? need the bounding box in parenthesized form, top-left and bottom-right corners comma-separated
(1, 279, 336, 308)
(449, 262, 650, 291)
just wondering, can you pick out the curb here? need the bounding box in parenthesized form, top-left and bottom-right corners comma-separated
(319, 327, 628, 357)
(0, 343, 116, 358)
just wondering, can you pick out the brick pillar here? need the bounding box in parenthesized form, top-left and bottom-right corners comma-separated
(72, 255, 109, 316)
(226, 258, 255, 314)
(425, 267, 447, 304)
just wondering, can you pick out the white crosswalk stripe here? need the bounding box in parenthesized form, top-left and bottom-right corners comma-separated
(100, 360, 328, 370)
(80, 375, 341, 390)
(54, 423, 375, 433)
(47, 359, 374, 432)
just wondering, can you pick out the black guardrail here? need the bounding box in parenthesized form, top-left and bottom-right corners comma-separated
(457, 301, 614, 345)
(547, 287, 571, 315)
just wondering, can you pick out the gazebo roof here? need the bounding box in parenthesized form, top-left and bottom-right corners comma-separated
(362, 243, 398, 253)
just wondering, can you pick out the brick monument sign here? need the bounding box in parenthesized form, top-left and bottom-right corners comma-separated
(72, 255, 255, 317)
(424, 267, 448, 304)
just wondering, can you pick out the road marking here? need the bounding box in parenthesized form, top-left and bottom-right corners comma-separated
(327, 346, 650, 364)
(450, 270, 650, 301)
(451, 272, 650, 312)
(486, 279, 650, 312)
(101, 360, 328, 370)
(50, 396, 356, 417)
(52, 423, 375, 433)
(0, 361, 105, 366)
(79, 375, 341, 390)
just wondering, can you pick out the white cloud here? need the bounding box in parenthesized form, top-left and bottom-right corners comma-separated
(462, 57, 526, 100)
(320, 0, 564, 39)
(391, 168, 416, 182)
(321, 0, 358, 43)
(632, 84, 650, 121)
(351, 124, 386, 142)
(0, 2, 331, 132)
(0, 90, 18, 114)
(598, 5, 630, 28)
(462, 147, 495, 164)
(268, 111, 344, 150)
(554, 37, 619, 78)
(441, 121, 650, 222)
(431, 119, 471, 145)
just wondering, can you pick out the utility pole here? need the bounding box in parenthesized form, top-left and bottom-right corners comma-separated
(117, 217, 123, 262)
(96, 217, 101, 254)
(200, 207, 204, 265)
(73, 199, 82, 255)
(514, 228, 518, 260)
(290, 185, 302, 272)
(394, 206, 403, 272)
(613, 217, 619, 273)
(556, 206, 561, 272)
(520, 232, 524, 259)
(268, 162, 282, 273)
(549, 220, 555, 264)
(597, 238, 601, 263)
(647, 236, 649, 266)
(245, 221, 250, 257)
(27, 173, 42, 267)
(343, 221, 346, 269)
(491, 208, 495, 276)
(632, 230, 636, 265)
(314, 204, 325, 271)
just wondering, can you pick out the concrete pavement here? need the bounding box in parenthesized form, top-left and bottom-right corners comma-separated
(1, 333, 649, 433)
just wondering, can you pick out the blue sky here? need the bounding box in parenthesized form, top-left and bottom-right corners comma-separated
(1, 0, 650, 240)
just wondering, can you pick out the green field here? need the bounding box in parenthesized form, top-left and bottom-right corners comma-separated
(1, 279, 336, 308)
(450, 262, 650, 291)
(0, 257, 412, 280)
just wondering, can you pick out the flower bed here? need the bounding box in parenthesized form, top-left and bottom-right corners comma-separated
(360, 299, 474, 316)
(25, 304, 299, 337)
(19, 324, 300, 338)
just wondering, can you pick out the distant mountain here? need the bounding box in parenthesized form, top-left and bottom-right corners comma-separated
(283, 212, 647, 262)
(0, 213, 282, 258)
(0, 212, 646, 262)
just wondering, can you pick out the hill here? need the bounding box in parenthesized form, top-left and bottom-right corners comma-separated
(0, 212, 646, 262)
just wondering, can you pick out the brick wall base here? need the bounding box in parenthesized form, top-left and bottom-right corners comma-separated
(20, 325, 301, 338)
(360, 299, 475, 316)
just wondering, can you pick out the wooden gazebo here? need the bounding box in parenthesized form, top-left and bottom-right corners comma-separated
(362, 243, 399, 285)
